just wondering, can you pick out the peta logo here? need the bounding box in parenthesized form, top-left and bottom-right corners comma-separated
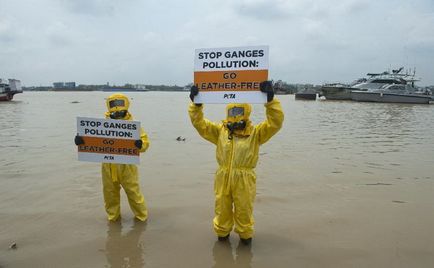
(223, 94, 236, 99)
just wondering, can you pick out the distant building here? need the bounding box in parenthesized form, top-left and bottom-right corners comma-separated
(53, 82, 65, 88)
(53, 82, 76, 89)
(65, 82, 76, 88)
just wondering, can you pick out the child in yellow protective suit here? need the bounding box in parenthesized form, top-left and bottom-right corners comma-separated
(75, 93, 149, 221)
(188, 81, 284, 245)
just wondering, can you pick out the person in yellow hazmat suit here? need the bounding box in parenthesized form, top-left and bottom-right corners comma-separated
(74, 93, 149, 222)
(188, 81, 284, 245)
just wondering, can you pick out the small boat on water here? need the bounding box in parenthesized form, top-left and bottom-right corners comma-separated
(295, 89, 317, 100)
(0, 79, 22, 101)
(320, 83, 354, 100)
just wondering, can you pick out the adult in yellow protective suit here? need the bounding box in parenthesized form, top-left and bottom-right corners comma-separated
(188, 81, 284, 245)
(75, 93, 149, 222)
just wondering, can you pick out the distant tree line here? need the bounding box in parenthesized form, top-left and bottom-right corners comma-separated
(273, 80, 321, 94)
(145, 85, 184, 91)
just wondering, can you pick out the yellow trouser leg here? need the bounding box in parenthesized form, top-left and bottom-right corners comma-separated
(102, 165, 121, 221)
(120, 165, 148, 221)
(233, 172, 256, 239)
(213, 172, 234, 237)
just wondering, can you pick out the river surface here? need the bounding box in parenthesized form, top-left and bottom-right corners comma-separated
(1, 92, 433, 267)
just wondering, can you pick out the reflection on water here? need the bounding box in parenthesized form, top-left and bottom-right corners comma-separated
(212, 240, 252, 268)
(105, 221, 147, 268)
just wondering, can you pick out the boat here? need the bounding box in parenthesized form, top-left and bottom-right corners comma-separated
(295, 89, 317, 100)
(320, 82, 354, 100)
(320, 77, 371, 100)
(0, 79, 23, 101)
(351, 90, 432, 104)
(350, 68, 432, 104)
(321, 67, 432, 104)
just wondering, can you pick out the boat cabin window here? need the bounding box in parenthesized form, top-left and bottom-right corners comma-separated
(387, 85, 404, 90)
(371, 79, 404, 84)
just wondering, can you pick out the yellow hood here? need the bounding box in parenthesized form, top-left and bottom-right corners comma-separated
(223, 103, 253, 137)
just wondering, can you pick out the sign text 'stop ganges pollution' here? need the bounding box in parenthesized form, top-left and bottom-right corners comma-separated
(79, 118, 138, 138)
(195, 47, 268, 71)
(198, 49, 265, 69)
(76, 117, 141, 164)
(193, 45, 269, 104)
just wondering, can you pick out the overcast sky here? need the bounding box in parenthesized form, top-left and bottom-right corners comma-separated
(1, 0, 433, 86)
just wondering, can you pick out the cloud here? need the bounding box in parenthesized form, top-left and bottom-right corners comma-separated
(61, 0, 115, 16)
(45, 21, 74, 47)
(0, 0, 434, 85)
(235, 0, 292, 20)
(0, 17, 19, 43)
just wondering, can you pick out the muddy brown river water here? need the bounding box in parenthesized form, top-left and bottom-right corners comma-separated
(1, 92, 433, 267)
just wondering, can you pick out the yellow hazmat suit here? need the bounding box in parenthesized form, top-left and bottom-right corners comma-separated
(189, 99, 284, 239)
(101, 93, 149, 221)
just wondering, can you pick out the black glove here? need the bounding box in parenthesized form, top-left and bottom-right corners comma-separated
(189, 85, 199, 102)
(74, 135, 84, 145)
(134, 139, 143, 149)
(260, 81, 274, 102)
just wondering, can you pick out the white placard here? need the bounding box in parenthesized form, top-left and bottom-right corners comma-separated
(76, 117, 141, 164)
(194, 45, 269, 104)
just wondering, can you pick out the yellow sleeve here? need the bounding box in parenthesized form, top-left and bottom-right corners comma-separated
(256, 98, 284, 145)
(188, 103, 221, 145)
(139, 127, 150, 153)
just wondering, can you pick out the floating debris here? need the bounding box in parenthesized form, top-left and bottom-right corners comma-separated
(176, 136, 186, 142)
(9, 242, 17, 250)
(392, 200, 406, 203)
(365, 183, 392, 186)
(70, 101, 80, 104)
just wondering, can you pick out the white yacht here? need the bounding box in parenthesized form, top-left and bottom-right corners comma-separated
(351, 68, 432, 104)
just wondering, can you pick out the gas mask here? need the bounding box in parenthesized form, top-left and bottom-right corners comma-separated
(106, 93, 130, 120)
(109, 110, 128, 119)
(225, 103, 252, 138)
(226, 120, 247, 132)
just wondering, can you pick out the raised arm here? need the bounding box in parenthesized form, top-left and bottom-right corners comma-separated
(139, 127, 150, 153)
(188, 103, 221, 145)
(256, 98, 284, 145)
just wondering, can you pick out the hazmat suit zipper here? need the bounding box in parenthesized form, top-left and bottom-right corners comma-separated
(225, 136, 235, 194)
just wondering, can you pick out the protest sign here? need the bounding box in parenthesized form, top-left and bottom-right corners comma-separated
(194, 45, 269, 103)
(76, 117, 140, 164)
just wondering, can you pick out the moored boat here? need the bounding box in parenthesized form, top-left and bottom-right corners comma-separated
(320, 83, 353, 100)
(295, 89, 317, 100)
(351, 91, 432, 104)
(350, 68, 432, 104)
(0, 79, 22, 101)
(322, 67, 432, 104)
